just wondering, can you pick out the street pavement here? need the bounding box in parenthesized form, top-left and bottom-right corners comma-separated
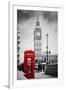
(17, 70, 55, 80)
(17, 70, 27, 80)
(35, 72, 54, 79)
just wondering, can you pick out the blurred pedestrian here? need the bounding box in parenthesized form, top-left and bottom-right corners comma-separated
(42, 64, 45, 72)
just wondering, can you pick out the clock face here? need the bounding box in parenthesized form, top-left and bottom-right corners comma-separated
(37, 32, 40, 36)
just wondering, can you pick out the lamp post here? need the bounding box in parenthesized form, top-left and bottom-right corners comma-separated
(46, 34, 48, 64)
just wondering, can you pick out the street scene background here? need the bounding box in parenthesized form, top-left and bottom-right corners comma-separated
(17, 10, 58, 79)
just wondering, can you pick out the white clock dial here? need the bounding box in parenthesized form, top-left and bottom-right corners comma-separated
(37, 32, 40, 36)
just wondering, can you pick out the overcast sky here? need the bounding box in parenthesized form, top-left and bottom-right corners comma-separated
(17, 10, 58, 63)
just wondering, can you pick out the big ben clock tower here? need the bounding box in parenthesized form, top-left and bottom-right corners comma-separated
(34, 16, 42, 63)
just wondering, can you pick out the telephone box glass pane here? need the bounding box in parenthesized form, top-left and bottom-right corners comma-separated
(27, 58, 31, 73)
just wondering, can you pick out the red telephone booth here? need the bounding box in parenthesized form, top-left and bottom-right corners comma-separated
(24, 50, 35, 79)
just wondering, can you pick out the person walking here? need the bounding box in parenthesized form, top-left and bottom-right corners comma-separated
(42, 64, 45, 72)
